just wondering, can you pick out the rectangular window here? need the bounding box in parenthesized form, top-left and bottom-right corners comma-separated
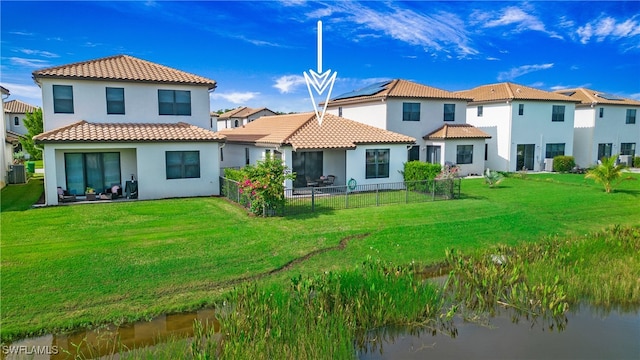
(518, 104, 524, 116)
(545, 143, 565, 158)
(599, 107, 604, 118)
(245, 148, 250, 165)
(597, 143, 612, 161)
(158, 90, 191, 116)
(456, 145, 473, 164)
(338, 106, 343, 117)
(477, 105, 483, 117)
(53, 85, 74, 114)
(220, 147, 224, 162)
(365, 149, 390, 179)
(408, 146, 420, 161)
(444, 104, 455, 121)
(485, 143, 488, 161)
(106, 87, 125, 115)
(402, 102, 420, 121)
(626, 109, 637, 124)
(620, 143, 636, 156)
(64, 152, 121, 195)
(552, 105, 565, 122)
(166, 151, 200, 179)
(14, 117, 19, 126)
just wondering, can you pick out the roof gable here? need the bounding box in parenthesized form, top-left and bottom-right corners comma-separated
(458, 82, 578, 103)
(4, 100, 39, 114)
(218, 107, 276, 120)
(32, 55, 217, 89)
(221, 112, 415, 149)
(34, 121, 225, 143)
(424, 124, 491, 140)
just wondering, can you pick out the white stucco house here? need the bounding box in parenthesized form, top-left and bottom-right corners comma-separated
(1, 86, 11, 188)
(4, 99, 38, 136)
(553, 88, 640, 168)
(32, 55, 226, 205)
(216, 106, 277, 130)
(219, 112, 416, 189)
(324, 79, 490, 176)
(459, 82, 580, 172)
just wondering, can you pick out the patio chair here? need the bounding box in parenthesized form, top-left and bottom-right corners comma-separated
(323, 175, 336, 186)
(306, 176, 319, 187)
(57, 187, 76, 203)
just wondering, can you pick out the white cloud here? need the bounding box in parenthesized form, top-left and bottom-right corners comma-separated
(497, 63, 554, 81)
(576, 15, 640, 44)
(317, 2, 478, 57)
(9, 31, 33, 36)
(628, 93, 640, 101)
(273, 75, 306, 93)
(0, 82, 42, 105)
(235, 35, 283, 47)
(480, 6, 562, 39)
(7, 57, 51, 68)
(211, 91, 260, 104)
(16, 49, 59, 58)
(486, 57, 500, 61)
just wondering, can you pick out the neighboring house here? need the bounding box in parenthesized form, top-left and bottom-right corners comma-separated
(209, 111, 219, 130)
(460, 82, 579, 172)
(217, 106, 277, 129)
(4, 99, 38, 136)
(553, 88, 640, 167)
(32, 54, 225, 205)
(324, 79, 489, 176)
(1, 86, 10, 188)
(219, 112, 416, 188)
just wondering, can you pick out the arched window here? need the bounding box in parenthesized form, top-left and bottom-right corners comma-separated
(234, 119, 239, 127)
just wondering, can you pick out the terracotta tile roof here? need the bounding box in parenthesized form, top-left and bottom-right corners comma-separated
(4, 100, 39, 114)
(218, 107, 275, 119)
(553, 88, 640, 106)
(5, 130, 23, 144)
(423, 124, 491, 140)
(34, 121, 225, 143)
(221, 112, 416, 149)
(327, 79, 471, 106)
(32, 55, 217, 89)
(457, 82, 578, 103)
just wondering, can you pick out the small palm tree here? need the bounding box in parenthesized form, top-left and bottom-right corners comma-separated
(585, 154, 633, 193)
(484, 168, 504, 188)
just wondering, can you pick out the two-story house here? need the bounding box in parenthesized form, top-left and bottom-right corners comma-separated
(217, 106, 277, 130)
(325, 79, 490, 176)
(32, 55, 226, 205)
(553, 88, 640, 167)
(460, 82, 579, 172)
(4, 99, 38, 136)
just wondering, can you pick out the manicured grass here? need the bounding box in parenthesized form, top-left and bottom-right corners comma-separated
(0, 178, 44, 212)
(1, 174, 639, 340)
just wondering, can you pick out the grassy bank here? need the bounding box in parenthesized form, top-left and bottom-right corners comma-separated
(0, 178, 44, 212)
(1, 174, 639, 340)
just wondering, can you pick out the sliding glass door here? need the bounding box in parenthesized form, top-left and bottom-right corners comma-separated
(64, 152, 121, 195)
(292, 151, 323, 188)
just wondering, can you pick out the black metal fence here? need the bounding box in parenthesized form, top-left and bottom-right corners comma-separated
(220, 177, 461, 216)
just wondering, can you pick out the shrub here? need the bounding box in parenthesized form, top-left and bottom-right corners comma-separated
(552, 156, 575, 172)
(484, 168, 504, 187)
(236, 154, 296, 216)
(400, 161, 441, 182)
(634, 156, 640, 168)
(223, 168, 245, 181)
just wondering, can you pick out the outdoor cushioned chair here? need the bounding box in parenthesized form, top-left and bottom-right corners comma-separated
(57, 187, 76, 203)
(306, 176, 319, 187)
(323, 175, 336, 186)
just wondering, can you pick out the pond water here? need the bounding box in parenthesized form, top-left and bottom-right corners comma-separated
(357, 305, 640, 360)
(2, 309, 218, 360)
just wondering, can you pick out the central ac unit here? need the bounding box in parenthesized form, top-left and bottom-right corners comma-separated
(544, 158, 554, 172)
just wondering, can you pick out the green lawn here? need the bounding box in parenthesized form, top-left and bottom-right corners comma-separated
(0, 178, 44, 212)
(1, 174, 639, 340)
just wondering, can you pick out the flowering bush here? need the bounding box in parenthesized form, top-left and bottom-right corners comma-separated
(237, 154, 295, 216)
(436, 164, 459, 180)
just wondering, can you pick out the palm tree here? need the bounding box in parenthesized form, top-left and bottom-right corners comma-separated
(585, 154, 633, 193)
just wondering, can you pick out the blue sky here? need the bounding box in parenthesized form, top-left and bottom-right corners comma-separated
(2, 1, 639, 113)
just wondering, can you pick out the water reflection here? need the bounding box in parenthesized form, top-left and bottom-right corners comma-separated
(2, 309, 218, 360)
(357, 305, 640, 360)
